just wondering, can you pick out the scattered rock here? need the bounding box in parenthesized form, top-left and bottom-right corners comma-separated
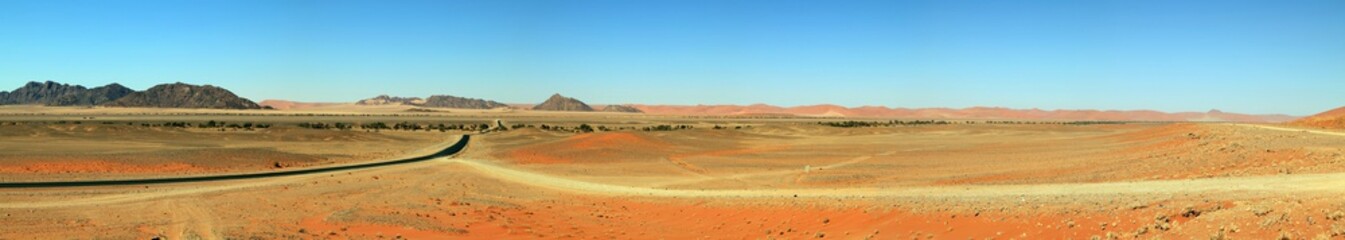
(105, 82, 262, 109)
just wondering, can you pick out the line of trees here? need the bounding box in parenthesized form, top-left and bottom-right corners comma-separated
(298, 122, 353, 130)
(642, 124, 694, 131)
(358, 122, 492, 132)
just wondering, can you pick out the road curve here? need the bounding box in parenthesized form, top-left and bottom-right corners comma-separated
(0, 135, 470, 188)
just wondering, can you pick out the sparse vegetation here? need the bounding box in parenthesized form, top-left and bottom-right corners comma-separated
(819, 120, 951, 128)
(642, 124, 693, 131)
(298, 122, 353, 130)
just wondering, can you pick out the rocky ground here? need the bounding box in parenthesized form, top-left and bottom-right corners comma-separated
(1, 119, 1344, 239)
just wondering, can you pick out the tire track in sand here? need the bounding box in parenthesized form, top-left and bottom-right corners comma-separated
(446, 158, 1345, 198)
(1231, 123, 1345, 137)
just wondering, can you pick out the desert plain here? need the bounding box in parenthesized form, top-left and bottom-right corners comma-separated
(2, 106, 1345, 239)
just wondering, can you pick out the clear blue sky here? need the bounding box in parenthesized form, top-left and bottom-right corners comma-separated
(1, 0, 1342, 115)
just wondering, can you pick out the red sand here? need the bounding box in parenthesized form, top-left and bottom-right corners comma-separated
(290, 195, 1255, 239)
(0, 160, 207, 174)
(1294, 106, 1345, 129)
(504, 132, 673, 164)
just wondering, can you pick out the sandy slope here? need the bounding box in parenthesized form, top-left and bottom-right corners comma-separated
(449, 157, 1345, 198)
(1292, 106, 1345, 129)
(4, 121, 1345, 239)
(1238, 123, 1345, 137)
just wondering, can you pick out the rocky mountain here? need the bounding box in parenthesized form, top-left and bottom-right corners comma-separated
(421, 95, 509, 109)
(0, 81, 133, 106)
(49, 83, 134, 106)
(352, 94, 508, 109)
(532, 94, 594, 111)
(356, 95, 424, 105)
(104, 82, 262, 109)
(0, 81, 82, 104)
(1292, 106, 1345, 129)
(601, 104, 643, 113)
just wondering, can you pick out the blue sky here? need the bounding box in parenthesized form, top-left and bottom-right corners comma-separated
(1, 0, 1342, 115)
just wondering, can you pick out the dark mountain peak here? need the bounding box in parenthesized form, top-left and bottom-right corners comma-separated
(157, 82, 216, 91)
(27, 81, 56, 88)
(357, 95, 424, 105)
(533, 93, 594, 111)
(24, 80, 80, 89)
(105, 82, 261, 109)
(49, 82, 135, 106)
(421, 94, 509, 109)
(2, 80, 91, 105)
(100, 83, 128, 90)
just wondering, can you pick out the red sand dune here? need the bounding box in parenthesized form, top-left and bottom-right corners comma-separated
(1292, 106, 1345, 129)
(629, 104, 1298, 122)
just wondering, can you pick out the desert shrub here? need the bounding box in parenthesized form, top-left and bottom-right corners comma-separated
(642, 124, 692, 131)
(364, 122, 388, 130)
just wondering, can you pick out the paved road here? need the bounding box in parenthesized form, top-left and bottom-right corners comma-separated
(0, 135, 470, 188)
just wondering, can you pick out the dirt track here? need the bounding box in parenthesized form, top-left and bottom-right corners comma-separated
(452, 123, 1345, 198)
(4, 122, 1345, 239)
(8, 123, 1339, 205)
(1235, 123, 1345, 137)
(448, 157, 1345, 198)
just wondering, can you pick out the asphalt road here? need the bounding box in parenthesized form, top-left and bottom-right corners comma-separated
(0, 135, 470, 188)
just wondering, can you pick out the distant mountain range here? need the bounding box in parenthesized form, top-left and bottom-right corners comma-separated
(355, 94, 509, 109)
(627, 104, 1298, 122)
(0, 81, 261, 109)
(422, 95, 508, 109)
(345, 93, 640, 113)
(0, 81, 1310, 122)
(0, 81, 133, 106)
(104, 83, 261, 109)
(356, 95, 425, 105)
